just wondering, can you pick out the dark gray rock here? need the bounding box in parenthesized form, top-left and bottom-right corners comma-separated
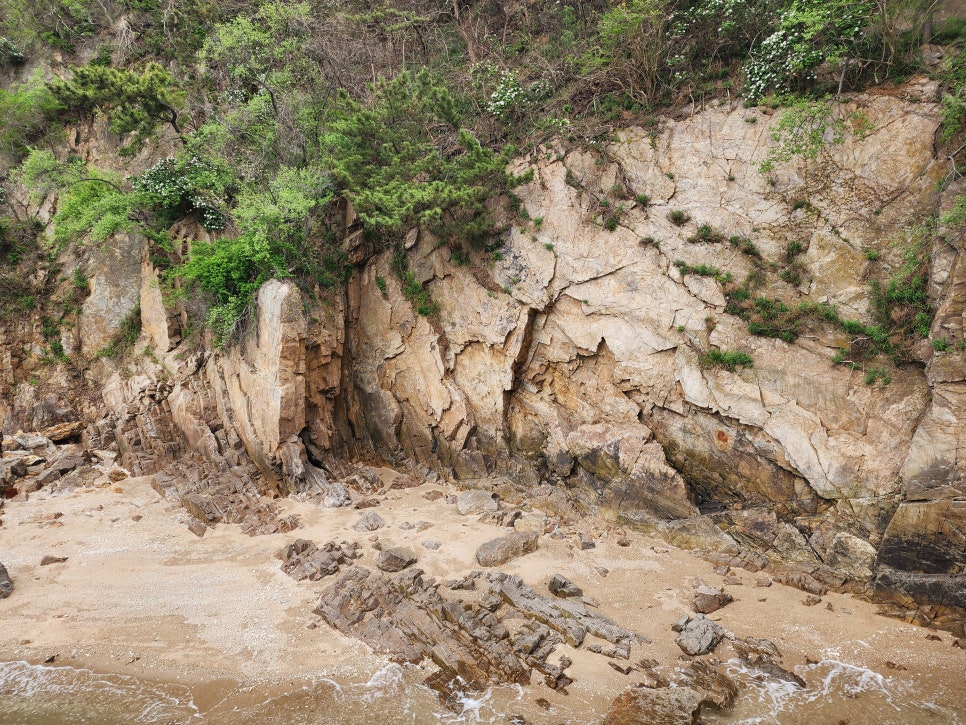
(476, 531, 539, 567)
(0, 458, 27, 483)
(674, 614, 726, 656)
(0, 561, 12, 598)
(548, 574, 583, 598)
(277, 538, 360, 581)
(377, 546, 417, 572)
(693, 585, 733, 614)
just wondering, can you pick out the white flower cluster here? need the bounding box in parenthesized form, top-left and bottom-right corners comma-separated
(133, 156, 226, 230)
(486, 71, 526, 121)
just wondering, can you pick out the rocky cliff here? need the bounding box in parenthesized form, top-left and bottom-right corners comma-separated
(2, 80, 964, 632)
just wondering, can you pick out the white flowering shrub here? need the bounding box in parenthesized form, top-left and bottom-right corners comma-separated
(486, 71, 526, 121)
(744, 0, 870, 100)
(134, 155, 234, 230)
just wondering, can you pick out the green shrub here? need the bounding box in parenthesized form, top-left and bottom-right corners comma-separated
(687, 224, 725, 243)
(700, 349, 754, 372)
(728, 235, 761, 258)
(667, 209, 691, 226)
(674, 260, 732, 284)
(0, 70, 62, 159)
(931, 337, 950, 352)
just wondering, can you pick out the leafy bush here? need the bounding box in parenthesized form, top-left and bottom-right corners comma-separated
(0, 70, 62, 160)
(759, 98, 847, 172)
(133, 154, 236, 230)
(17, 150, 137, 248)
(173, 165, 342, 345)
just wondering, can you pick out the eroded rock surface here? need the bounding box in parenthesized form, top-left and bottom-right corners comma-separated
(2, 84, 963, 631)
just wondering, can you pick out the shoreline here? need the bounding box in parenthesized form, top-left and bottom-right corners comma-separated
(2, 472, 964, 722)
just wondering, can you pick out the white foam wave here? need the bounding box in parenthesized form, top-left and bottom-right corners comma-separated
(715, 658, 962, 725)
(0, 660, 201, 724)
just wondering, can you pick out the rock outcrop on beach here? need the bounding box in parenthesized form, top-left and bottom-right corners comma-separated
(1, 80, 964, 634)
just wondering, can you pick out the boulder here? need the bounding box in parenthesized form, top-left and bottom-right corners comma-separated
(321, 483, 350, 508)
(40, 421, 86, 442)
(603, 685, 703, 725)
(674, 614, 726, 656)
(0, 459, 27, 483)
(12, 433, 56, 458)
(822, 532, 877, 581)
(692, 586, 733, 614)
(675, 660, 739, 710)
(476, 531, 539, 567)
(0, 561, 12, 598)
(456, 489, 499, 516)
(40, 555, 68, 566)
(353, 511, 386, 532)
(377, 546, 417, 572)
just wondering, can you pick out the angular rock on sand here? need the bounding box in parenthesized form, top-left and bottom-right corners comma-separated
(377, 546, 417, 572)
(476, 531, 538, 567)
(456, 490, 499, 516)
(693, 585, 733, 614)
(603, 684, 703, 725)
(674, 614, 726, 656)
(0, 561, 12, 598)
(548, 574, 583, 599)
(352, 511, 386, 532)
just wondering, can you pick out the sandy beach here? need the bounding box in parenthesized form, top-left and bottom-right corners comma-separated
(2, 471, 964, 723)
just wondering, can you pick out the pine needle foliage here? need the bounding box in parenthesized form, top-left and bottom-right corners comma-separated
(47, 63, 184, 154)
(323, 69, 510, 249)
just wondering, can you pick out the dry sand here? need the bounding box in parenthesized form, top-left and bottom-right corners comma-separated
(1, 471, 964, 722)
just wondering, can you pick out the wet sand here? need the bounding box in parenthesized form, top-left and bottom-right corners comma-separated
(1, 472, 964, 722)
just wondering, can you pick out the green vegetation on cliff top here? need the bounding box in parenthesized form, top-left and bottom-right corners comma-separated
(0, 0, 964, 344)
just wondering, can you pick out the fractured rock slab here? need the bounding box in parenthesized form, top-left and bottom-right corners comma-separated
(674, 614, 726, 656)
(277, 539, 361, 581)
(476, 531, 538, 567)
(377, 546, 417, 572)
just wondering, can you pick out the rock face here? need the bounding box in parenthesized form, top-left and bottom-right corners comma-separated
(2, 83, 963, 630)
(476, 531, 539, 567)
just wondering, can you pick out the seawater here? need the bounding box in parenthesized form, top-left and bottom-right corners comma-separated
(2, 658, 963, 724)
